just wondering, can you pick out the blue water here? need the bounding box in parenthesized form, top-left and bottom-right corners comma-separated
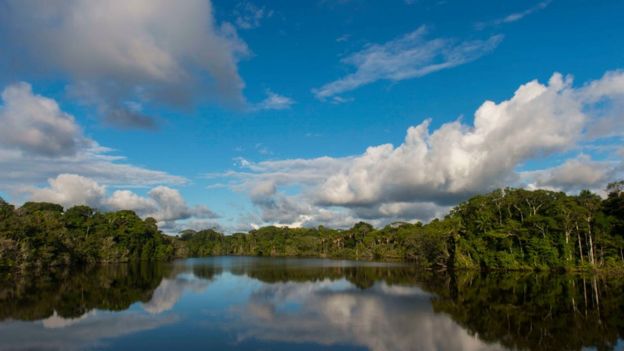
(0, 257, 621, 351)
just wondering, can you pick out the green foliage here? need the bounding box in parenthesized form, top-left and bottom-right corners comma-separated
(450, 187, 624, 271)
(1, 183, 624, 271)
(0, 202, 181, 268)
(171, 186, 624, 271)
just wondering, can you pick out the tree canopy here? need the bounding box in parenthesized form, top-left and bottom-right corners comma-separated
(1, 184, 623, 271)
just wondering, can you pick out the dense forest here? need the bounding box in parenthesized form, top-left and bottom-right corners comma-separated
(0, 200, 182, 267)
(1, 182, 623, 271)
(180, 182, 624, 271)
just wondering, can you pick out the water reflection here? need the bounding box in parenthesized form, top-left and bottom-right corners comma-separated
(0, 257, 622, 350)
(0, 263, 169, 321)
(428, 272, 624, 351)
(227, 280, 504, 351)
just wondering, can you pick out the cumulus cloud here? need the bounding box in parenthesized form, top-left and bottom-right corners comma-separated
(26, 174, 218, 231)
(313, 26, 503, 99)
(0, 81, 211, 231)
(315, 73, 585, 206)
(226, 71, 624, 228)
(0, 83, 90, 157)
(30, 174, 106, 208)
(0, 0, 249, 128)
(109, 186, 219, 224)
(0, 83, 185, 197)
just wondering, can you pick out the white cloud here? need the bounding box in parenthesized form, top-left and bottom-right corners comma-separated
(330, 96, 354, 104)
(227, 71, 624, 228)
(0, 83, 214, 229)
(0, 0, 249, 128)
(0, 83, 186, 197)
(27, 174, 218, 231)
(476, 0, 552, 29)
(0, 147, 186, 192)
(316, 73, 585, 206)
(525, 155, 622, 193)
(234, 1, 273, 30)
(313, 26, 503, 99)
(0, 83, 90, 157)
(254, 90, 295, 111)
(30, 174, 106, 208)
(107, 185, 220, 227)
(581, 70, 624, 139)
(582, 69, 624, 100)
(105, 190, 159, 214)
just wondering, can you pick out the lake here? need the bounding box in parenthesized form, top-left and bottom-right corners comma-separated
(0, 256, 622, 351)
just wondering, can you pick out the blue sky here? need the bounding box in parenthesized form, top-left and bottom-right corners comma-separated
(0, 0, 622, 232)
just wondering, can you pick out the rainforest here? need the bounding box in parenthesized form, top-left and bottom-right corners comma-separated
(2, 184, 623, 272)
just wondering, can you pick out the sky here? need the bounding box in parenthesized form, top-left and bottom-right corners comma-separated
(0, 0, 622, 233)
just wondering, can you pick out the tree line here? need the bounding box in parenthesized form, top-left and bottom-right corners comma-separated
(0, 201, 181, 268)
(1, 182, 623, 271)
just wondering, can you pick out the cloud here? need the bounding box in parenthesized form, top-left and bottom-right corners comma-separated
(41, 311, 98, 330)
(253, 90, 295, 111)
(142, 277, 210, 314)
(0, 83, 91, 157)
(329, 96, 354, 104)
(0, 77, 213, 225)
(225, 280, 506, 351)
(0, 312, 177, 351)
(30, 174, 106, 208)
(160, 218, 225, 233)
(28, 174, 219, 230)
(107, 185, 221, 227)
(226, 71, 624, 228)
(336, 34, 351, 43)
(582, 70, 624, 99)
(580, 70, 624, 139)
(0, 83, 186, 197)
(0, 147, 186, 193)
(313, 26, 503, 99)
(0, 0, 249, 128)
(234, 1, 273, 30)
(352, 202, 451, 222)
(315, 73, 585, 207)
(476, 0, 552, 29)
(525, 155, 621, 193)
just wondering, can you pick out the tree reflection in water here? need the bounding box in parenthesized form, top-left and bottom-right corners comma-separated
(0, 257, 622, 351)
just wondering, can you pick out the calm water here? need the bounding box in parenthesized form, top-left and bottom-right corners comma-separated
(1, 257, 623, 351)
